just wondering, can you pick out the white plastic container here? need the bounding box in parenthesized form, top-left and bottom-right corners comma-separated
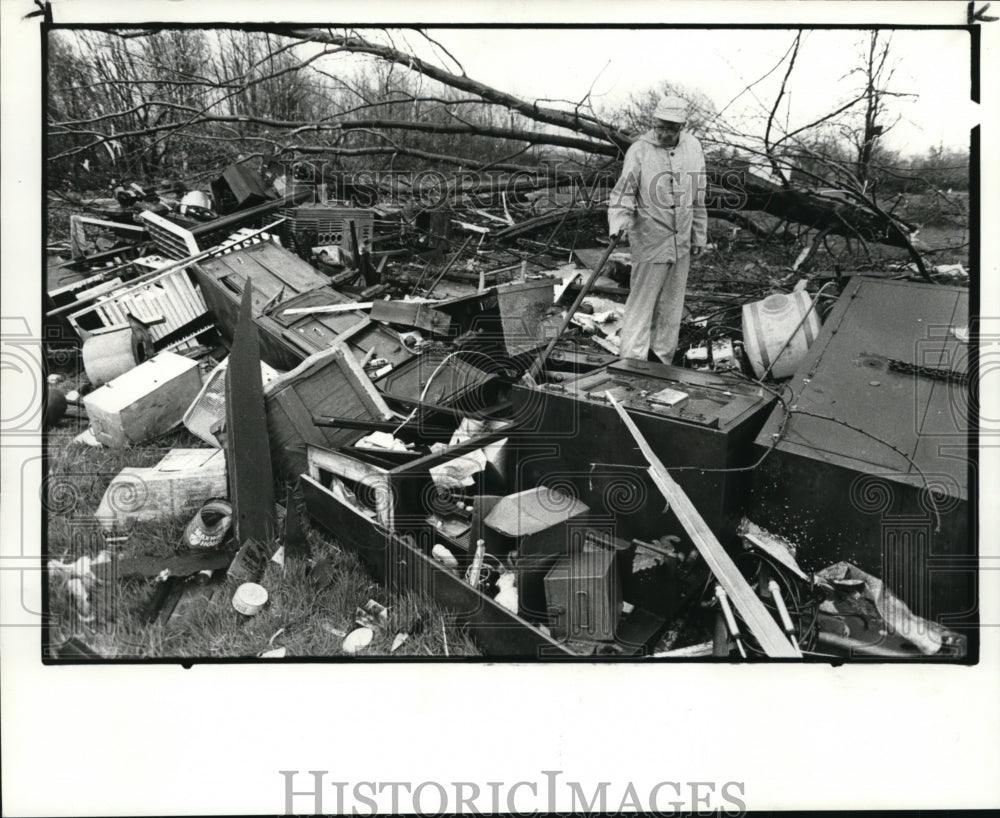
(233, 582, 268, 615)
(742, 291, 821, 379)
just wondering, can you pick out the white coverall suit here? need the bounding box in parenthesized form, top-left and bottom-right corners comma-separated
(608, 129, 708, 362)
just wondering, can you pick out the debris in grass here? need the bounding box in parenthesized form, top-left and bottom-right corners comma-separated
(232, 582, 268, 616)
(431, 543, 460, 572)
(95, 448, 227, 531)
(73, 427, 102, 447)
(227, 537, 269, 584)
(280, 482, 308, 565)
(184, 498, 233, 549)
(309, 557, 336, 590)
(43, 105, 971, 661)
(364, 599, 389, 622)
(104, 549, 233, 580)
(342, 626, 373, 654)
(390, 614, 425, 652)
(494, 571, 518, 613)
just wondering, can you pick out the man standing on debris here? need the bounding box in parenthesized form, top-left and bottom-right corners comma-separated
(609, 95, 707, 363)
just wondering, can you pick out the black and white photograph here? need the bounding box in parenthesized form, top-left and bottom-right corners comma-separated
(2, 0, 998, 814)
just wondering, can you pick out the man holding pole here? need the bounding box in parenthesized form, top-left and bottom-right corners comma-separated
(608, 95, 708, 363)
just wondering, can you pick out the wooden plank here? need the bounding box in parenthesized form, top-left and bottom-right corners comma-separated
(281, 483, 308, 564)
(282, 297, 441, 317)
(273, 387, 329, 450)
(99, 549, 234, 580)
(307, 444, 389, 484)
(263, 342, 392, 478)
(608, 394, 800, 658)
(370, 299, 452, 334)
(331, 342, 393, 420)
(282, 301, 374, 316)
(94, 449, 227, 530)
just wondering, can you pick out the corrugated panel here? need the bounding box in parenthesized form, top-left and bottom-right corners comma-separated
(69, 267, 208, 350)
(138, 211, 200, 259)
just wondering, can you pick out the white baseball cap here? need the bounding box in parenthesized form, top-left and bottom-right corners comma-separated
(653, 95, 688, 123)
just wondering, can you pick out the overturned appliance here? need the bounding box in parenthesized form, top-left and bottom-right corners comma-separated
(511, 360, 777, 544)
(190, 238, 412, 372)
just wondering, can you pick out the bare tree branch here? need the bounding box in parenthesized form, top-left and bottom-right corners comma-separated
(764, 32, 800, 187)
(270, 28, 633, 150)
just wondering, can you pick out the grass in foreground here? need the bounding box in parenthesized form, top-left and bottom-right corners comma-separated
(44, 386, 479, 660)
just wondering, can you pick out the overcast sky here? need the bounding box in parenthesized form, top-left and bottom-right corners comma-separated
(339, 27, 974, 156)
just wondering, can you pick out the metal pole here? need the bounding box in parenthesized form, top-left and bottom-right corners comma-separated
(527, 232, 621, 381)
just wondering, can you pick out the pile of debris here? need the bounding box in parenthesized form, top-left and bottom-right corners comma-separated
(44, 161, 972, 661)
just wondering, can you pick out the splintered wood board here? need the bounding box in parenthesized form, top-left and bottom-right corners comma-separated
(608, 394, 800, 658)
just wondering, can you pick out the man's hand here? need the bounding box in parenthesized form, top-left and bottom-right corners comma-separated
(611, 227, 627, 242)
(691, 245, 705, 258)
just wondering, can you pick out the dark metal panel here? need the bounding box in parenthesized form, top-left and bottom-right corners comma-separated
(756, 277, 970, 475)
(226, 285, 276, 543)
(808, 277, 963, 370)
(750, 277, 973, 629)
(784, 279, 964, 469)
(511, 363, 775, 543)
(910, 380, 969, 495)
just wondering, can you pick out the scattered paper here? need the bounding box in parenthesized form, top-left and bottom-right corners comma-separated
(429, 448, 488, 488)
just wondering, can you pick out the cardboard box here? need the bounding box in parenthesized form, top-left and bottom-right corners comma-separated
(84, 351, 202, 447)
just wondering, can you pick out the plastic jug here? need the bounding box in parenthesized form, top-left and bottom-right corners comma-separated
(742, 290, 821, 379)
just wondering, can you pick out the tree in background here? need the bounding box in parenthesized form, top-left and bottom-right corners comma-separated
(46, 26, 965, 273)
(606, 81, 718, 139)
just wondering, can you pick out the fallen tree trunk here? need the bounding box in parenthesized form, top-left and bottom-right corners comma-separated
(254, 29, 924, 255)
(709, 168, 918, 250)
(278, 28, 634, 152)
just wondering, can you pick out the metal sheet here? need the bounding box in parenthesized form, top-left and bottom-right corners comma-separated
(750, 277, 973, 631)
(756, 277, 969, 478)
